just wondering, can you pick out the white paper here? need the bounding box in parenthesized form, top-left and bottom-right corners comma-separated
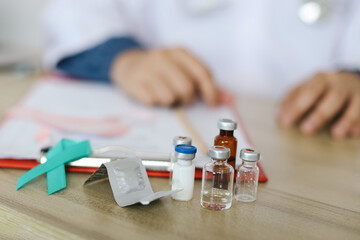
(0, 77, 249, 168)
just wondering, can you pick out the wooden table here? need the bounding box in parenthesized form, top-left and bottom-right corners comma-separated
(0, 72, 359, 240)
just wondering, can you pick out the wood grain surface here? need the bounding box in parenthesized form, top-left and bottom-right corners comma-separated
(0, 72, 359, 240)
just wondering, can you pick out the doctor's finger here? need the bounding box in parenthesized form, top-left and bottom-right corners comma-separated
(125, 80, 156, 106)
(280, 77, 327, 127)
(300, 88, 348, 135)
(158, 57, 196, 105)
(349, 123, 360, 137)
(169, 48, 219, 106)
(331, 94, 360, 139)
(278, 85, 302, 126)
(147, 76, 177, 106)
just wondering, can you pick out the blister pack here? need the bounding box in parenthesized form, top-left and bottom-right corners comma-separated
(84, 156, 181, 207)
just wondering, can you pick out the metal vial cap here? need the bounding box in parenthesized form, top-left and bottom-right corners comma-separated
(240, 148, 260, 162)
(217, 119, 237, 131)
(208, 146, 230, 160)
(173, 136, 192, 146)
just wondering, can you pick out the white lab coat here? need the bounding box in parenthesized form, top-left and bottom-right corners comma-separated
(44, 0, 360, 99)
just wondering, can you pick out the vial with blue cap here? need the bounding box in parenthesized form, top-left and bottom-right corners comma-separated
(170, 136, 192, 185)
(171, 144, 197, 201)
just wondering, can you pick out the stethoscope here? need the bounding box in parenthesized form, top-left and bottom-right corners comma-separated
(298, 0, 330, 24)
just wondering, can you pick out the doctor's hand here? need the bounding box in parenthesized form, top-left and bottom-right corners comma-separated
(278, 72, 360, 139)
(110, 48, 219, 106)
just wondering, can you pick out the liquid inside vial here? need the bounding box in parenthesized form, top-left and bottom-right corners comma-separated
(201, 166, 233, 210)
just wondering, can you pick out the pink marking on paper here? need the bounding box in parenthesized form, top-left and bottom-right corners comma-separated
(7, 107, 130, 137)
(35, 126, 51, 146)
(36, 126, 51, 141)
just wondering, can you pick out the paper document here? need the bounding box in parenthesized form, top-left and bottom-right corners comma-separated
(0, 77, 250, 168)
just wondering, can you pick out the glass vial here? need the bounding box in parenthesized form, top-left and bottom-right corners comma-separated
(214, 119, 238, 169)
(201, 146, 234, 210)
(170, 136, 192, 185)
(235, 148, 260, 202)
(171, 144, 197, 201)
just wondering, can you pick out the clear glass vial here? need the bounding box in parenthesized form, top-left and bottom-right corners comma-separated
(170, 136, 192, 185)
(200, 146, 234, 210)
(171, 144, 197, 201)
(235, 148, 260, 202)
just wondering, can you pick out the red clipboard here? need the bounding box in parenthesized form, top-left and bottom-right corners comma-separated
(0, 158, 267, 182)
(0, 77, 268, 182)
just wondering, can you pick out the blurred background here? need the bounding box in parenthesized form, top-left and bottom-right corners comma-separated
(0, 0, 46, 76)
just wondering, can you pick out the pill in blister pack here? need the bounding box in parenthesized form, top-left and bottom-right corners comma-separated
(113, 163, 145, 194)
(84, 156, 181, 207)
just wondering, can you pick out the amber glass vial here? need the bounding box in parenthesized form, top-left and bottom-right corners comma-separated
(214, 119, 238, 169)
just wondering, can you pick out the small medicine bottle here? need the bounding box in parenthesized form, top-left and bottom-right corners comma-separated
(170, 136, 192, 185)
(214, 119, 238, 169)
(235, 148, 260, 202)
(171, 144, 197, 201)
(200, 146, 234, 210)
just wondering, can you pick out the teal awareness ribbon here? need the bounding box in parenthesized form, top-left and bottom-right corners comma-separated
(17, 139, 92, 195)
